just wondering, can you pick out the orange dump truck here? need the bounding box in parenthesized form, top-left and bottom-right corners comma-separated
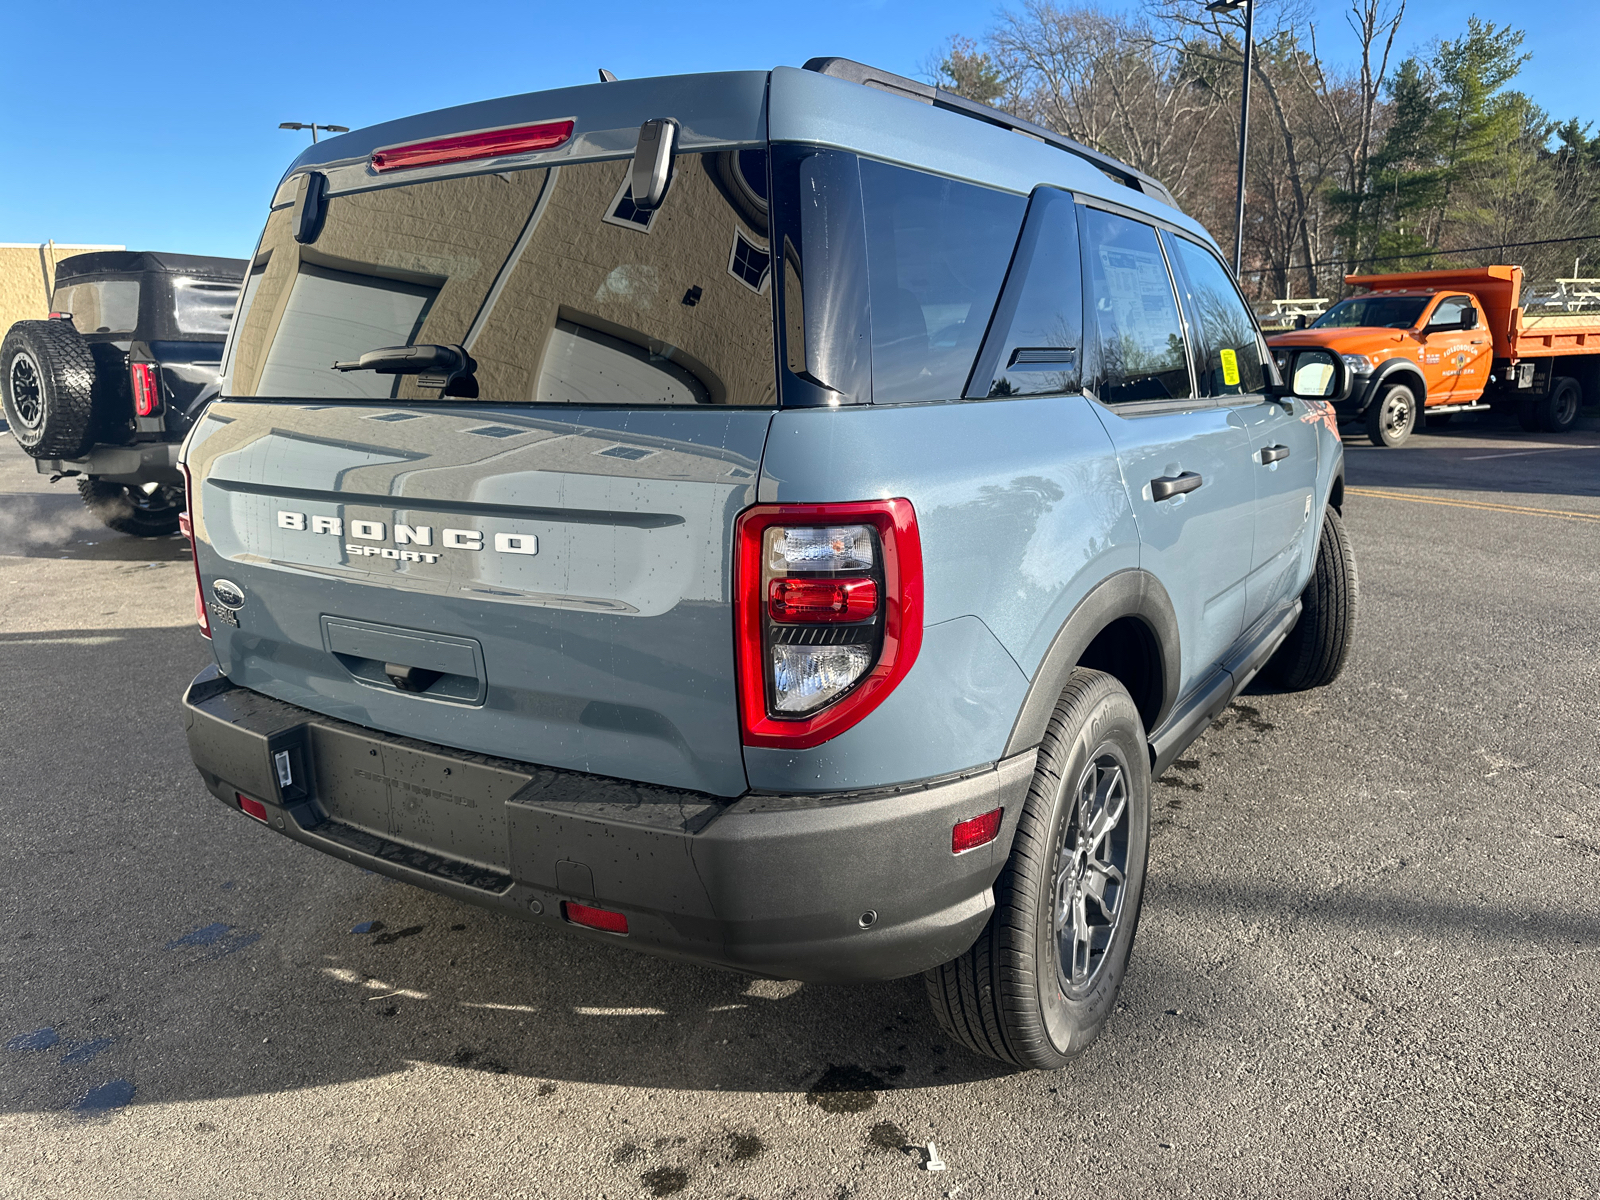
(1265, 265, 1600, 446)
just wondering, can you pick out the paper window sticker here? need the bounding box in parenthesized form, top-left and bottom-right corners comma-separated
(1220, 347, 1241, 387)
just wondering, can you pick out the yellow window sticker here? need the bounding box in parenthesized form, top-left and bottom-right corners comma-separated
(1220, 347, 1241, 387)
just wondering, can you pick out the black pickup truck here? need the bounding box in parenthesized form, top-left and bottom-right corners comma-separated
(2, 251, 244, 535)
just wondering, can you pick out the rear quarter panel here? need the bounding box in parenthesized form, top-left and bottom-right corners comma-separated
(752, 394, 1139, 791)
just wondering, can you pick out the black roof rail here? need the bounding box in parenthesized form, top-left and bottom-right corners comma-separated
(801, 57, 1179, 210)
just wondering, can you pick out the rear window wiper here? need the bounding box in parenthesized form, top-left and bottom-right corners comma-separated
(332, 343, 478, 397)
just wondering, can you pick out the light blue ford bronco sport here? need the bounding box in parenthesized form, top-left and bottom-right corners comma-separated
(180, 59, 1357, 1070)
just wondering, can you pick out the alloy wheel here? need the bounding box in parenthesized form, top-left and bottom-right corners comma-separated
(1053, 751, 1132, 997)
(9, 352, 43, 429)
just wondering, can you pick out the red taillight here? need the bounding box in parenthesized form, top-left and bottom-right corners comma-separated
(236, 793, 268, 822)
(562, 902, 628, 935)
(952, 808, 1003, 854)
(371, 120, 575, 173)
(130, 362, 160, 416)
(180, 464, 209, 639)
(768, 577, 879, 623)
(735, 499, 923, 750)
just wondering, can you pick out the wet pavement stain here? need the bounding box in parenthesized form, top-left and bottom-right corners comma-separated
(73, 1078, 135, 1115)
(350, 920, 384, 935)
(640, 1166, 690, 1196)
(373, 924, 424, 945)
(727, 1131, 764, 1163)
(806, 1064, 886, 1114)
(59, 1037, 116, 1065)
(1226, 702, 1277, 733)
(612, 1142, 643, 1164)
(6, 1027, 60, 1052)
(448, 1046, 509, 1074)
(868, 1120, 907, 1151)
(537, 1082, 557, 1096)
(166, 923, 261, 962)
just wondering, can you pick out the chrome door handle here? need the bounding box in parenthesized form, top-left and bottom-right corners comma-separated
(1151, 471, 1203, 501)
(1259, 444, 1290, 464)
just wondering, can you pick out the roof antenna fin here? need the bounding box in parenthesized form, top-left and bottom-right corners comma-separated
(598, 68, 617, 83)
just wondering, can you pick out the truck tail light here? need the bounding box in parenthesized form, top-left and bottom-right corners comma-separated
(180, 463, 209, 639)
(130, 362, 160, 416)
(371, 120, 575, 173)
(735, 500, 922, 750)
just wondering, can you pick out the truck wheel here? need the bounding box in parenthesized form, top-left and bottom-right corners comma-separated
(2, 321, 97, 458)
(1538, 377, 1581, 433)
(1365, 383, 1416, 447)
(925, 668, 1150, 1070)
(1266, 506, 1357, 691)
(77, 478, 184, 537)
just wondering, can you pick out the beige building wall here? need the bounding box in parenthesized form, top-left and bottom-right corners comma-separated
(0, 242, 124, 335)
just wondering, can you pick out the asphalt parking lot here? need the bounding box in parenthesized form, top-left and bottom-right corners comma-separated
(3, 411, 1598, 1199)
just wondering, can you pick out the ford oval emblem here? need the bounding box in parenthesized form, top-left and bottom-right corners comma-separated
(211, 579, 245, 610)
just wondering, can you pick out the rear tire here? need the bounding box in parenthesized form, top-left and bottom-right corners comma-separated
(1, 320, 96, 458)
(1266, 506, 1357, 691)
(1538, 377, 1581, 433)
(1365, 383, 1416, 447)
(76, 478, 184, 537)
(925, 669, 1150, 1070)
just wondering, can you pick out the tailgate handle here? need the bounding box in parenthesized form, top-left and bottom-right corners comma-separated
(1151, 471, 1203, 501)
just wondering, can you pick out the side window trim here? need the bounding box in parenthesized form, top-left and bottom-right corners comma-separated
(1164, 230, 1278, 400)
(1077, 202, 1210, 414)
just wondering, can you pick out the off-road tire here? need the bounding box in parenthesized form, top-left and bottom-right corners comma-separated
(77, 478, 184, 537)
(1365, 383, 1416, 447)
(925, 668, 1151, 1070)
(1538, 376, 1582, 433)
(1265, 506, 1357, 691)
(1, 320, 97, 458)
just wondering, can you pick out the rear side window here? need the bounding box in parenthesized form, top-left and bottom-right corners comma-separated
(227, 151, 776, 406)
(968, 187, 1082, 398)
(1080, 208, 1191, 404)
(172, 278, 241, 337)
(52, 279, 139, 335)
(859, 160, 1025, 404)
(1165, 234, 1265, 398)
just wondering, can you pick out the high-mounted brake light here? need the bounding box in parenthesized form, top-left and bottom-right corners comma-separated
(371, 120, 576, 173)
(952, 808, 1004, 854)
(180, 463, 209, 639)
(735, 499, 923, 750)
(562, 901, 629, 935)
(236, 793, 269, 822)
(130, 362, 160, 416)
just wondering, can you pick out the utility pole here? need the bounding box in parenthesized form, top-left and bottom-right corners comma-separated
(279, 122, 350, 144)
(1207, 0, 1255, 277)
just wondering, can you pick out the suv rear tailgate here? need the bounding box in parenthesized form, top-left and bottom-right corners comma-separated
(186, 401, 768, 797)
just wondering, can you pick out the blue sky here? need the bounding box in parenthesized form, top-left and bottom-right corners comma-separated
(2, 0, 1594, 259)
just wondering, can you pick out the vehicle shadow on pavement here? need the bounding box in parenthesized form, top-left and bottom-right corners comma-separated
(1340, 411, 1600, 501)
(1, 626, 1012, 1117)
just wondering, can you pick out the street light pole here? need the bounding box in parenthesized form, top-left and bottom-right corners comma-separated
(279, 122, 350, 144)
(1208, 0, 1255, 277)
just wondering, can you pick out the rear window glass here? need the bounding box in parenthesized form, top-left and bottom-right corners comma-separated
(227, 151, 776, 406)
(859, 159, 1025, 403)
(53, 280, 139, 335)
(172, 277, 241, 336)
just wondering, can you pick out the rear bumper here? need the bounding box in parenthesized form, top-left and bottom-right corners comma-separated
(182, 666, 1034, 982)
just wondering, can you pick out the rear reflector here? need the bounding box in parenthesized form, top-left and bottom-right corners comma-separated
(130, 362, 160, 416)
(952, 808, 1003, 854)
(561, 901, 628, 935)
(236, 793, 269, 822)
(371, 120, 575, 172)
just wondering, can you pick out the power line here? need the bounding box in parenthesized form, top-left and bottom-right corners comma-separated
(1241, 232, 1600, 276)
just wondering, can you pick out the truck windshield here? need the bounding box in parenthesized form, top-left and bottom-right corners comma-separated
(1311, 296, 1429, 330)
(226, 151, 777, 406)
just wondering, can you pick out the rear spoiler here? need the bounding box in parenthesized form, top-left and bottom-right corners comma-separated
(803, 57, 1179, 209)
